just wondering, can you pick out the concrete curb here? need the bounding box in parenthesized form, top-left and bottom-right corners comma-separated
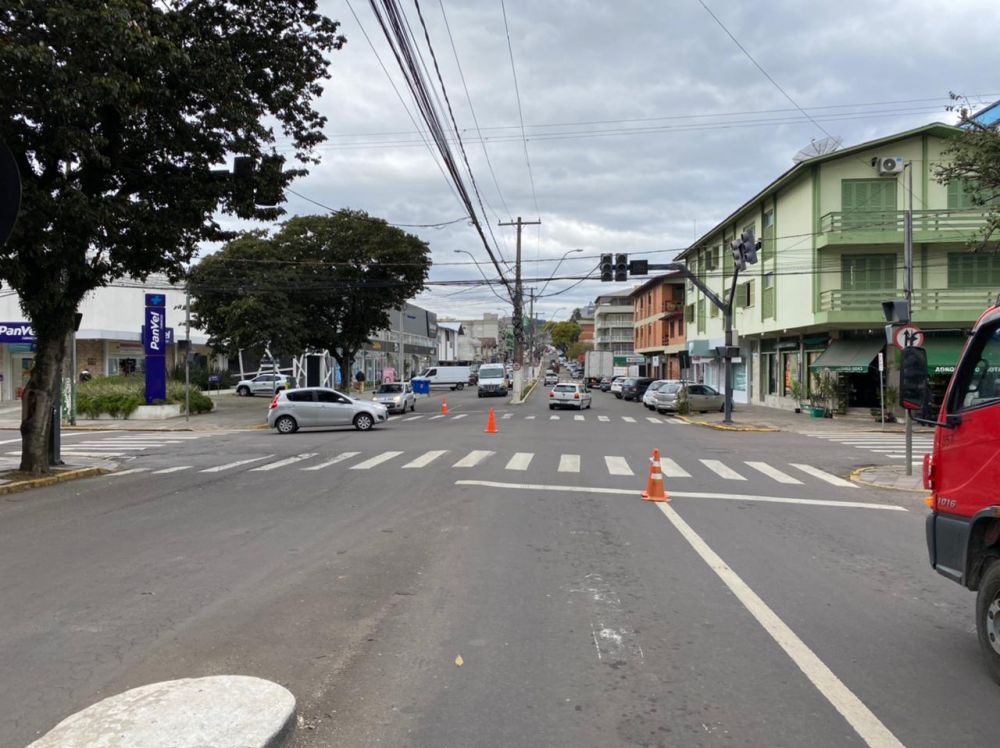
(676, 416, 779, 433)
(849, 466, 926, 492)
(509, 378, 538, 405)
(0, 466, 111, 496)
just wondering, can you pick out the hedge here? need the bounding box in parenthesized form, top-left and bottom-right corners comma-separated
(76, 376, 213, 419)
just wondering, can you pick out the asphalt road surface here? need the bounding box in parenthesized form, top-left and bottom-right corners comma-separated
(2, 385, 998, 747)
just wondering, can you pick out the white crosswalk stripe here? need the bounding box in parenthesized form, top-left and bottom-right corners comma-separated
(302, 452, 361, 471)
(622, 416, 636, 423)
(802, 432, 932, 462)
(574, 415, 585, 421)
(598, 415, 610, 422)
(505, 452, 534, 471)
(202, 455, 274, 473)
(790, 463, 857, 488)
(744, 461, 802, 485)
(350, 451, 404, 470)
(646, 417, 663, 424)
(605, 456, 633, 476)
(558, 454, 580, 473)
(109, 468, 149, 477)
(701, 459, 746, 480)
(525, 415, 536, 420)
(403, 415, 423, 421)
(550, 415, 560, 420)
(151, 466, 192, 474)
(429, 414, 446, 420)
(403, 450, 449, 469)
(453, 450, 494, 468)
(502, 412, 513, 419)
(451, 414, 468, 420)
(251, 453, 318, 472)
(659, 457, 691, 478)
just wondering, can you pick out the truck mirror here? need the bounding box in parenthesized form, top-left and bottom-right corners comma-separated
(900, 346, 929, 410)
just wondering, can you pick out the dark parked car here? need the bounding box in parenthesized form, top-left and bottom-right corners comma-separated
(621, 377, 655, 401)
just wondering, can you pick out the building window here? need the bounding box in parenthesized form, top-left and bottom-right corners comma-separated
(948, 252, 1000, 288)
(762, 272, 775, 319)
(696, 299, 706, 334)
(842, 254, 896, 291)
(947, 178, 983, 210)
(841, 179, 897, 230)
(762, 209, 775, 262)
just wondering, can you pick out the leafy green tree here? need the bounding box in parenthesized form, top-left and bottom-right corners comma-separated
(566, 341, 593, 361)
(189, 211, 431, 386)
(545, 320, 581, 353)
(936, 97, 1000, 246)
(0, 1, 344, 473)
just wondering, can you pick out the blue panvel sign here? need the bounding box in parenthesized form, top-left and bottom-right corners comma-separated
(0, 322, 35, 343)
(143, 294, 167, 404)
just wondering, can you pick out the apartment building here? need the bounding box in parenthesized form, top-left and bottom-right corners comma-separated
(631, 274, 686, 379)
(593, 294, 635, 355)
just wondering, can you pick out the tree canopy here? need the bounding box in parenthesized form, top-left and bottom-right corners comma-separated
(189, 211, 431, 384)
(0, 0, 344, 472)
(545, 320, 582, 352)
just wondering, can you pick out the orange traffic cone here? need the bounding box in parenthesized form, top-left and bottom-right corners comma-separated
(441, 398, 449, 415)
(485, 407, 498, 433)
(641, 448, 670, 502)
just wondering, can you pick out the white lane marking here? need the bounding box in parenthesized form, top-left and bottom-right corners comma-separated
(701, 459, 746, 481)
(550, 415, 560, 420)
(525, 415, 536, 420)
(451, 414, 468, 420)
(453, 450, 494, 468)
(453, 480, 907, 511)
(656, 501, 905, 748)
(558, 454, 580, 473)
(350, 451, 404, 470)
(109, 468, 150, 477)
(505, 452, 534, 471)
(791, 463, 857, 488)
(402, 449, 449, 469)
(403, 415, 423, 421)
(429, 414, 446, 420)
(201, 455, 274, 473)
(502, 412, 513, 419)
(251, 453, 319, 471)
(302, 451, 361, 471)
(745, 461, 803, 485)
(659, 458, 691, 478)
(604, 456, 633, 476)
(621, 416, 636, 423)
(574, 415, 585, 421)
(646, 417, 663, 424)
(69, 445, 151, 451)
(151, 466, 193, 474)
(598, 416, 610, 422)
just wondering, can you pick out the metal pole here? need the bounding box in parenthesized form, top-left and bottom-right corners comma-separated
(904, 162, 914, 474)
(69, 329, 76, 426)
(185, 288, 191, 422)
(398, 306, 405, 381)
(879, 351, 885, 431)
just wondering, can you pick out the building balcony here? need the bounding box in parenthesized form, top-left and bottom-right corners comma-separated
(817, 209, 988, 248)
(816, 287, 994, 324)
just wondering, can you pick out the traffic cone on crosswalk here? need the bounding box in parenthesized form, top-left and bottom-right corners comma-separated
(485, 407, 498, 433)
(641, 448, 670, 502)
(441, 398, 449, 415)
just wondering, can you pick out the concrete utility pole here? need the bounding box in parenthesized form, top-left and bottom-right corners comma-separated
(398, 306, 405, 381)
(185, 287, 191, 423)
(498, 216, 541, 399)
(904, 162, 914, 475)
(527, 287, 535, 375)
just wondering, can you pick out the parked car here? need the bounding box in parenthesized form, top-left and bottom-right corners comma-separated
(235, 372, 292, 397)
(621, 377, 655, 402)
(549, 382, 592, 410)
(641, 380, 670, 409)
(544, 371, 559, 385)
(371, 381, 415, 414)
(267, 387, 388, 433)
(652, 382, 725, 414)
(598, 377, 612, 392)
(478, 363, 509, 397)
(610, 376, 626, 397)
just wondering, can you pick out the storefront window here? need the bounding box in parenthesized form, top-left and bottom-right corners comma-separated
(782, 351, 799, 396)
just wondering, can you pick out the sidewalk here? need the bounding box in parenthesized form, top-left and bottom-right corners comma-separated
(851, 464, 926, 492)
(679, 402, 934, 436)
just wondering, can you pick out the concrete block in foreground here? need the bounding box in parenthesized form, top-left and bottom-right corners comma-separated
(28, 675, 295, 748)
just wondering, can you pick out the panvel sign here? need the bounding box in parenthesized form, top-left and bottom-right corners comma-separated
(0, 322, 35, 343)
(143, 294, 167, 404)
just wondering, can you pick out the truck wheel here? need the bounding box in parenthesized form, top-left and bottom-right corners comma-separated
(977, 559, 1000, 685)
(456, 383, 464, 390)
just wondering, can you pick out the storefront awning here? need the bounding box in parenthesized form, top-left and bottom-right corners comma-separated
(924, 337, 968, 376)
(809, 338, 883, 373)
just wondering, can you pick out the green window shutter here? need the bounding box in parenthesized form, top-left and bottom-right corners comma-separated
(948, 252, 1000, 287)
(748, 279, 755, 307)
(684, 304, 694, 322)
(842, 179, 898, 230)
(843, 254, 897, 291)
(697, 299, 706, 333)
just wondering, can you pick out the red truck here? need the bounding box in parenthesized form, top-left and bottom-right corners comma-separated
(903, 302, 1000, 684)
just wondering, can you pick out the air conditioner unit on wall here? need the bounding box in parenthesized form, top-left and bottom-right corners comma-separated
(875, 156, 904, 176)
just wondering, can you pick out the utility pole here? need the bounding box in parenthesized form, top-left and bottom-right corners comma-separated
(904, 162, 914, 475)
(527, 288, 535, 376)
(398, 305, 405, 381)
(185, 287, 191, 423)
(498, 216, 541, 400)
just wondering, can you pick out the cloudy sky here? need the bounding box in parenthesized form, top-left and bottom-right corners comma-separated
(248, 0, 1000, 322)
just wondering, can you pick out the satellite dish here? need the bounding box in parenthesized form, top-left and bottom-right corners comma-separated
(793, 135, 843, 164)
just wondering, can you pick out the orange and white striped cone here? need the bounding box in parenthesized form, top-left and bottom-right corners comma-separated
(485, 407, 498, 433)
(641, 447, 670, 502)
(441, 398, 449, 415)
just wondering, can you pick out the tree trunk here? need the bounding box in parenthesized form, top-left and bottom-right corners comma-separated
(336, 349, 356, 394)
(20, 331, 67, 475)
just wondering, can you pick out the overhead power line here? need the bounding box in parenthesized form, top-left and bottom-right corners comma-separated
(499, 0, 540, 220)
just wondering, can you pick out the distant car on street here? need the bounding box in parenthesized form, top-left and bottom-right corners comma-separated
(598, 377, 612, 392)
(235, 373, 292, 397)
(549, 382, 592, 410)
(621, 377, 654, 402)
(642, 380, 670, 409)
(610, 376, 625, 397)
(371, 381, 415, 414)
(544, 371, 559, 385)
(652, 382, 724, 414)
(267, 387, 388, 433)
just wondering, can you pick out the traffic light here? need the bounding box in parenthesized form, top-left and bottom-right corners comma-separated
(900, 346, 929, 410)
(628, 259, 648, 276)
(740, 230, 760, 265)
(600, 253, 613, 282)
(730, 239, 746, 272)
(614, 253, 628, 282)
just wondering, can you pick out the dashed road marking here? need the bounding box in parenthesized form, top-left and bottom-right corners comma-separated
(350, 451, 405, 470)
(403, 450, 449, 469)
(558, 454, 580, 473)
(604, 456, 633, 476)
(201, 455, 275, 473)
(744, 461, 802, 485)
(701, 459, 746, 481)
(791, 463, 857, 488)
(251, 453, 318, 472)
(505, 452, 534, 471)
(302, 452, 361, 471)
(453, 450, 494, 468)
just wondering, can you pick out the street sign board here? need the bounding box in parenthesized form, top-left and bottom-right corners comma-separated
(893, 324, 924, 350)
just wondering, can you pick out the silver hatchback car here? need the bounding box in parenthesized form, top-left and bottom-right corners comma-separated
(372, 382, 416, 413)
(267, 387, 388, 433)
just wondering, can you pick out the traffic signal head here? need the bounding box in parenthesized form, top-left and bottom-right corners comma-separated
(740, 230, 760, 265)
(900, 346, 929, 410)
(614, 253, 628, 282)
(599, 253, 613, 282)
(730, 239, 746, 272)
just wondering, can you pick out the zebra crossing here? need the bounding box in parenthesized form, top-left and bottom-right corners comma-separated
(398, 412, 685, 425)
(102, 448, 856, 488)
(4, 432, 218, 459)
(801, 431, 935, 464)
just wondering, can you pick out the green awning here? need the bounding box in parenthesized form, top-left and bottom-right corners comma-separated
(809, 338, 884, 373)
(924, 337, 967, 376)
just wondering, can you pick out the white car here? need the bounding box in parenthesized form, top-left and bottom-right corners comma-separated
(642, 380, 670, 409)
(610, 377, 625, 397)
(371, 382, 415, 414)
(543, 371, 559, 385)
(549, 382, 592, 410)
(236, 373, 292, 397)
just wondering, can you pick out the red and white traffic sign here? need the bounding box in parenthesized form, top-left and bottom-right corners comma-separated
(893, 324, 924, 350)
(512, 362, 522, 371)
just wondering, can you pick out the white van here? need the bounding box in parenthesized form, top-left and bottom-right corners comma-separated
(413, 365, 471, 391)
(477, 363, 508, 397)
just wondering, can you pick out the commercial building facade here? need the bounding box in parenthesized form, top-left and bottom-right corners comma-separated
(631, 274, 686, 379)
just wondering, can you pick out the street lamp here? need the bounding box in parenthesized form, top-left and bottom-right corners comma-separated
(538, 248, 584, 297)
